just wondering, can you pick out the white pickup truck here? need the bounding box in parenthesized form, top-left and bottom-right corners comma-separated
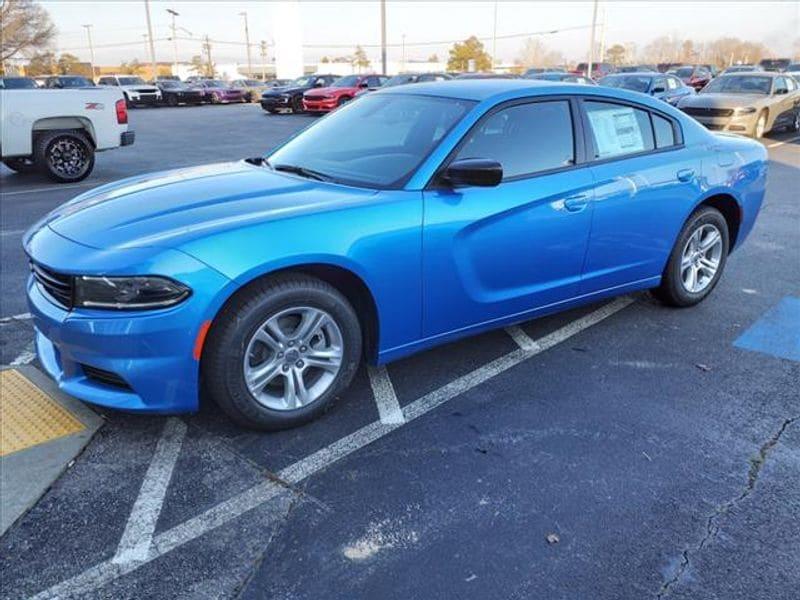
(0, 86, 135, 183)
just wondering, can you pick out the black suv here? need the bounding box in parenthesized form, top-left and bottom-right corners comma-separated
(260, 74, 338, 114)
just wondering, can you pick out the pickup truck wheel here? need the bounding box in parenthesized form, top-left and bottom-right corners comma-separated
(2, 157, 37, 174)
(35, 131, 95, 183)
(203, 274, 362, 430)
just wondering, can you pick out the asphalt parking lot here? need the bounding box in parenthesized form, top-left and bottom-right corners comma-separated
(1, 104, 798, 599)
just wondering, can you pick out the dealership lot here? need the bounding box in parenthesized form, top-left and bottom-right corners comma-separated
(1, 104, 798, 599)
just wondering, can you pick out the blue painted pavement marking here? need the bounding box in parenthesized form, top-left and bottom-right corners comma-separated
(734, 296, 800, 362)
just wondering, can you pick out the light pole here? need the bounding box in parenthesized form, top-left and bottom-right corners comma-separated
(587, 0, 599, 77)
(491, 1, 498, 71)
(82, 24, 96, 81)
(401, 34, 406, 72)
(380, 0, 387, 75)
(240, 11, 252, 78)
(167, 8, 179, 76)
(143, 0, 158, 81)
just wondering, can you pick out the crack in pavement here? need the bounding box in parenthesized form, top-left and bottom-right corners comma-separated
(656, 415, 799, 598)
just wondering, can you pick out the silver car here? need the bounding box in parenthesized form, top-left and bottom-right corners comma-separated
(677, 72, 800, 138)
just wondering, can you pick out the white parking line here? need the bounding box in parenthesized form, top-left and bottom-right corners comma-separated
(0, 312, 32, 325)
(505, 325, 542, 352)
(367, 365, 405, 424)
(9, 342, 36, 366)
(112, 418, 187, 565)
(30, 296, 634, 599)
(0, 181, 98, 197)
(767, 136, 800, 148)
(0, 228, 26, 238)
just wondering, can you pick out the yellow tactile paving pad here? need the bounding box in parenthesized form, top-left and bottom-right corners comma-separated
(0, 370, 85, 457)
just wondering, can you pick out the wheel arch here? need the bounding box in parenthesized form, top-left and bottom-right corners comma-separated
(206, 261, 381, 364)
(32, 117, 97, 148)
(694, 191, 742, 252)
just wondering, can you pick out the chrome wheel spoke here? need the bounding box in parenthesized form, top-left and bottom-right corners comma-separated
(304, 349, 342, 373)
(699, 230, 721, 252)
(253, 327, 283, 351)
(294, 309, 326, 342)
(245, 360, 282, 392)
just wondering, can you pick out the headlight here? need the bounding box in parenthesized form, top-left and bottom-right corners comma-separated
(735, 107, 757, 115)
(280, 93, 292, 99)
(74, 276, 191, 310)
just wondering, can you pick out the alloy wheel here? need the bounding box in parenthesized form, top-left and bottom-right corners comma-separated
(680, 224, 723, 293)
(243, 306, 344, 411)
(755, 113, 766, 138)
(47, 138, 88, 178)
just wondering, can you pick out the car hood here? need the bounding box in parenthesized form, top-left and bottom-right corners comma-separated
(682, 93, 768, 108)
(306, 86, 352, 96)
(263, 85, 309, 96)
(36, 161, 377, 251)
(121, 85, 158, 91)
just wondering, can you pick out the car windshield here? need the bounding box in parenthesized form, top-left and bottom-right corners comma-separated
(702, 75, 772, 94)
(384, 74, 416, 86)
(244, 79, 261, 85)
(161, 81, 186, 89)
(59, 77, 92, 87)
(331, 75, 360, 87)
(267, 94, 474, 189)
(292, 76, 314, 86)
(205, 80, 225, 87)
(600, 75, 652, 92)
(673, 67, 694, 78)
(788, 64, 800, 71)
(0, 77, 38, 89)
(118, 77, 146, 85)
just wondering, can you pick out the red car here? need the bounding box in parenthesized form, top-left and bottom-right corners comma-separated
(669, 65, 713, 91)
(303, 74, 386, 113)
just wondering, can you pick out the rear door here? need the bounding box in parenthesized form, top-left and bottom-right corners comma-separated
(579, 98, 704, 293)
(422, 98, 595, 337)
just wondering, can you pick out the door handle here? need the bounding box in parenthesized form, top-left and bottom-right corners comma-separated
(563, 194, 589, 212)
(676, 168, 695, 182)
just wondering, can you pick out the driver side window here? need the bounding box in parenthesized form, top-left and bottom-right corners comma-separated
(453, 101, 575, 180)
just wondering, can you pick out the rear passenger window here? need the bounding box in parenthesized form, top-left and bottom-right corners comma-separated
(454, 101, 574, 179)
(653, 114, 676, 148)
(584, 101, 655, 159)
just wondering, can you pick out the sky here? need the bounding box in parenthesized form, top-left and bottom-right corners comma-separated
(43, 1, 800, 67)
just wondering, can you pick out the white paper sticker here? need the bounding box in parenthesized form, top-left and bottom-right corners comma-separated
(587, 106, 646, 158)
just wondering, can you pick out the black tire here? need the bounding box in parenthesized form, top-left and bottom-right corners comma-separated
(654, 206, 729, 307)
(291, 95, 304, 113)
(203, 274, 363, 430)
(788, 110, 800, 133)
(2, 157, 37, 174)
(167, 94, 178, 107)
(337, 96, 351, 107)
(34, 130, 95, 183)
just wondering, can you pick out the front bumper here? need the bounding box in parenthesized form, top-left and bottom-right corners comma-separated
(261, 96, 291, 110)
(303, 97, 337, 112)
(689, 113, 758, 135)
(129, 93, 161, 105)
(25, 228, 232, 414)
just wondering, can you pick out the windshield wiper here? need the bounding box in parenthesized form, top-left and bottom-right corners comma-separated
(272, 163, 334, 182)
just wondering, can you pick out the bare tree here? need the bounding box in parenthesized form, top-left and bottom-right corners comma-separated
(1, 0, 56, 70)
(517, 38, 565, 68)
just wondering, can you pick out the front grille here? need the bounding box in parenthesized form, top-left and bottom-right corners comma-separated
(135, 88, 157, 93)
(81, 364, 132, 390)
(31, 262, 73, 309)
(304, 95, 326, 102)
(681, 107, 734, 118)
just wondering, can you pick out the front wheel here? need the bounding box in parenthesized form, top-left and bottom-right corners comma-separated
(788, 110, 800, 133)
(203, 274, 362, 430)
(2, 157, 37, 174)
(34, 131, 95, 183)
(654, 206, 729, 307)
(754, 111, 767, 139)
(291, 95, 304, 113)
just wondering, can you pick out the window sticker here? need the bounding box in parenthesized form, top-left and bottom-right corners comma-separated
(587, 106, 646, 158)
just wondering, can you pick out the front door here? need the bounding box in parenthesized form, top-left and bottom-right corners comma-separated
(422, 98, 595, 338)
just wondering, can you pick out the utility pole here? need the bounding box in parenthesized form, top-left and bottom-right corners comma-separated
(239, 11, 252, 77)
(492, 1, 498, 71)
(380, 0, 387, 75)
(203, 35, 213, 77)
(82, 24, 96, 81)
(587, 0, 599, 77)
(143, 0, 158, 81)
(167, 8, 179, 76)
(401, 34, 406, 72)
(260, 40, 267, 81)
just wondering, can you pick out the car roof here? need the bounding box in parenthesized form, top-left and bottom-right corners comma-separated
(718, 71, 780, 78)
(378, 78, 678, 109)
(604, 72, 657, 77)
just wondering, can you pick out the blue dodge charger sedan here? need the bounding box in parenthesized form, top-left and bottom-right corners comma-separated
(24, 80, 768, 429)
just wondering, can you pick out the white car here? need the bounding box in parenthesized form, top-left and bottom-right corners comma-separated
(97, 74, 161, 107)
(0, 84, 135, 182)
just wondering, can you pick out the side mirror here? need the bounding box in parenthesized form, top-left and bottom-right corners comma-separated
(651, 86, 665, 94)
(314, 81, 324, 87)
(775, 88, 788, 95)
(443, 158, 502, 187)
(359, 81, 369, 88)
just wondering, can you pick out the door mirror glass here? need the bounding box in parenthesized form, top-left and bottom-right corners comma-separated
(775, 87, 788, 95)
(359, 81, 369, 88)
(651, 86, 665, 94)
(444, 158, 503, 187)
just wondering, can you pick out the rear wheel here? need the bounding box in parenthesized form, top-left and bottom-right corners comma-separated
(2, 157, 37, 174)
(337, 96, 351, 107)
(167, 94, 178, 107)
(203, 274, 362, 430)
(654, 206, 729, 307)
(34, 130, 95, 183)
(789, 110, 800, 132)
